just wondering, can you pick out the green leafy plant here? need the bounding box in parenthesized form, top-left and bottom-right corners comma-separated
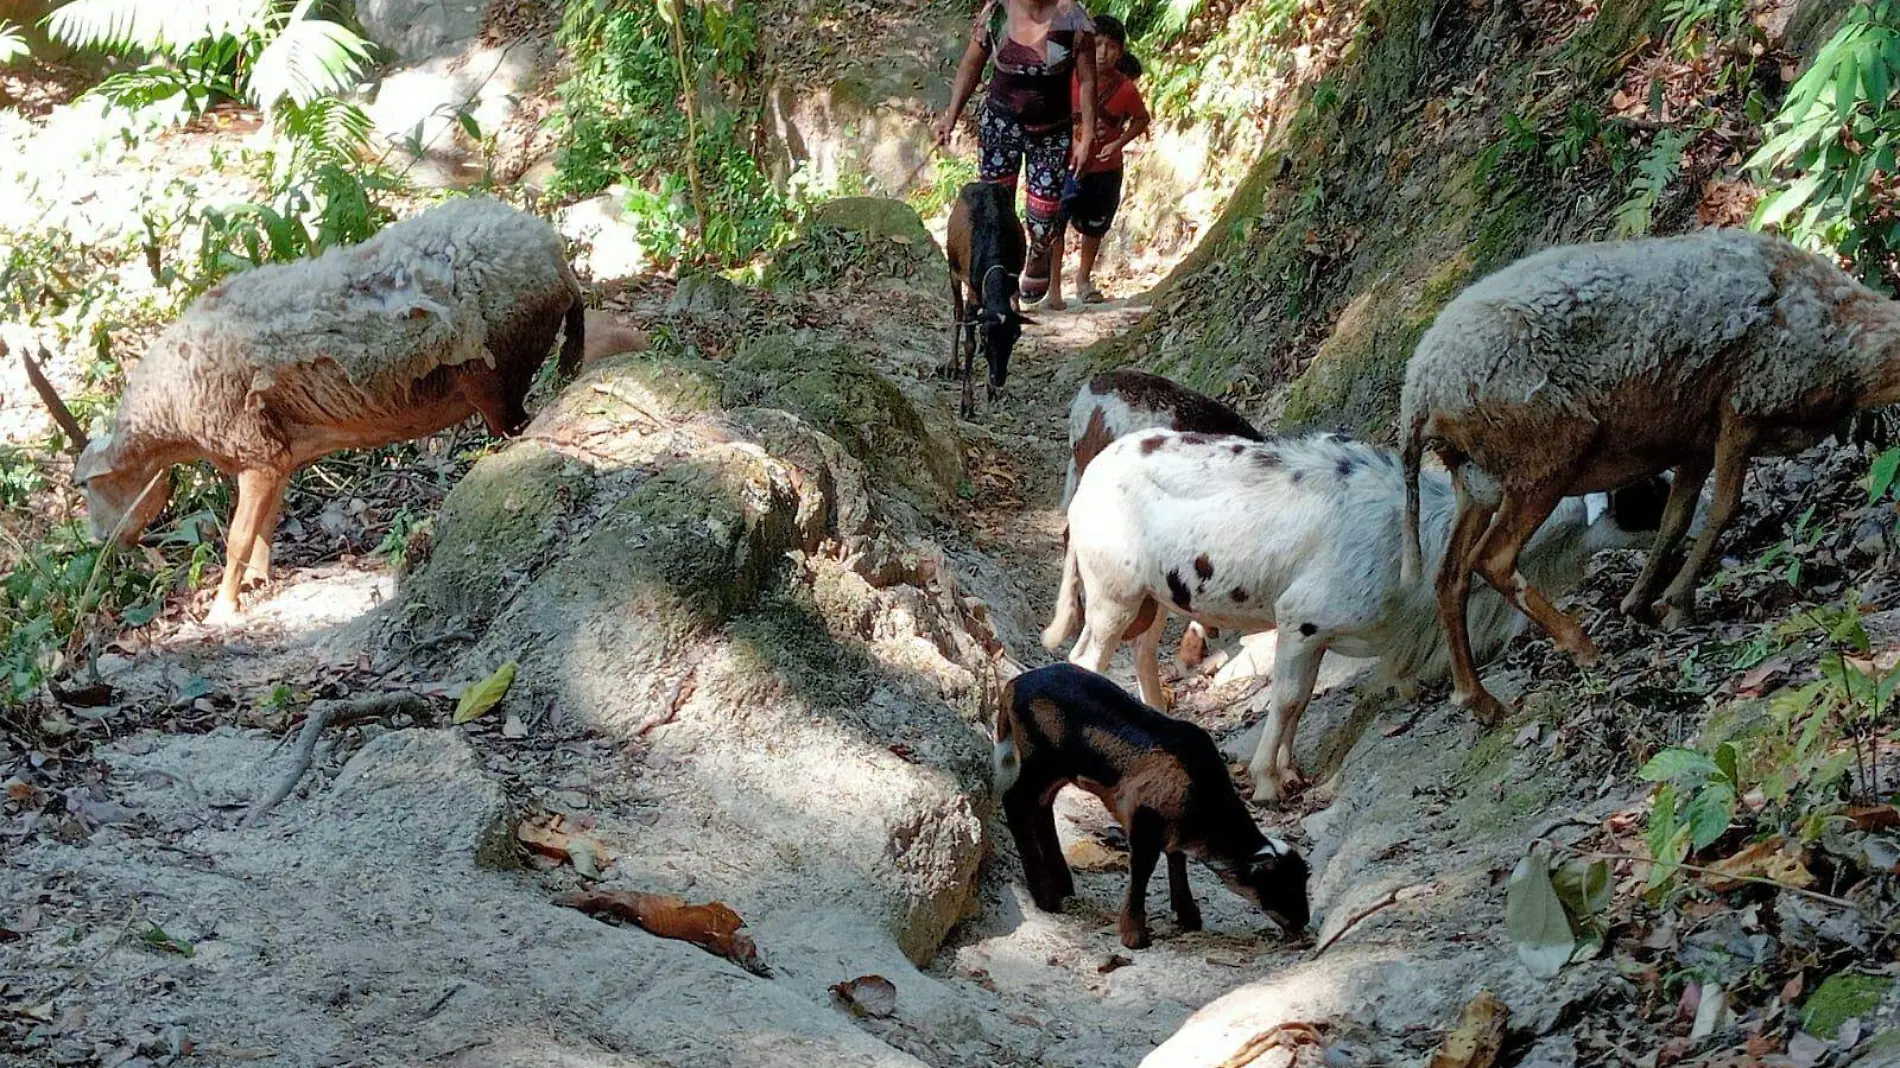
(1506, 845, 1613, 977)
(551, 0, 783, 266)
(1640, 742, 1742, 891)
(0, 19, 28, 64)
(1613, 128, 1690, 238)
(1749, 1, 1900, 289)
(48, 0, 372, 113)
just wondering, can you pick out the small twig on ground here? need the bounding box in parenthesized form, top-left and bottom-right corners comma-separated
(1542, 842, 1865, 911)
(1312, 882, 1437, 957)
(242, 692, 429, 827)
(1218, 1021, 1325, 1068)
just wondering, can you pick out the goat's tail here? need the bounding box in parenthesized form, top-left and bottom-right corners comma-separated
(1042, 538, 1083, 652)
(992, 676, 1021, 791)
(558, 263, 586, 379)
(1400, 405, 1428, 587)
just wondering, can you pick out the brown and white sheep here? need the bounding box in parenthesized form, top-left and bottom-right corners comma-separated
(1401, 229, 1900, 723)
(46, 195, 584, 624)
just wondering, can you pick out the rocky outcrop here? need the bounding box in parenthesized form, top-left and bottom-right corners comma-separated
(383, 338, 991, 965)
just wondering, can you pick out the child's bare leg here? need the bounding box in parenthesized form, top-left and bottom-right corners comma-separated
(1077, 233, 1103, 295)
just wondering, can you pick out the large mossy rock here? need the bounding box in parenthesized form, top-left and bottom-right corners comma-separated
(766, 197, 947, 293)
(728, 334, 963, 507)
(372, 335, 989, 971)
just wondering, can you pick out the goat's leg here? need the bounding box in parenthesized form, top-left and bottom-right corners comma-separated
(1437, 468, 1503, 724)
(944, 277, 964, 381)
(1131, 608, 1170, 710)
(1033, 792, 1074, 903)
(1119, 809, 1164, 949)
(1165, 850, 1202, 931)
(1621, 456, 1712, 621)
(1656, 424, 1757, 629)
(208, 468, 284, 625)
(1175, 622, 1209, 671)
(1248, 630, 1324, 804)
(1068, 596, 1139, 677)
(1003, 786, 1070, 912)
(467, 375, 530, 438)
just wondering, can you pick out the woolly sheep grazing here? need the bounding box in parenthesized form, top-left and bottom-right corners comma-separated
(945, 182, 1030, 418)
(1044, 431, 1669, 802)
(1063, 370, 1267, 668)
(51, 196, 584, 624)
(1401, 229, 1900, 724)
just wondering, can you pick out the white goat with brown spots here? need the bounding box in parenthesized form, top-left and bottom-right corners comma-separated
(35, 196, 584, 624)
(1402, 229, 1900, 723)
(1045, 431, 1669, 802)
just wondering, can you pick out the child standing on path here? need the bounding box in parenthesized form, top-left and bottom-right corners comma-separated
(1045, 14, 1149, 309)
(935, 0, 1098, 304)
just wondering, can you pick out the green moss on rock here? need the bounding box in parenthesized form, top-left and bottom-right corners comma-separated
(730, 334, 962, 506)
(407, 442, 592, 624)
(1803, 974, 1892, 1039)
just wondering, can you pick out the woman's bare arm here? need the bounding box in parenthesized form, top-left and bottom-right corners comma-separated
(1071, 34, 1097, 172)
(935, 35, 990, 145)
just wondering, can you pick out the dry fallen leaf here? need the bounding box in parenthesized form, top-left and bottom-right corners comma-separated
(515, 814, 614, 876)
(1064, 838, 1128, 872)
(559, 890, 764, 973)
(1428, 991, 1510, 1068)
(830, 974, 897, 1018)
(1703, 838, 1814, 892)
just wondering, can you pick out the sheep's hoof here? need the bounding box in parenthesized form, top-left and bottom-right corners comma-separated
(1657, 601, 1696, 631)
(1119, 921, 1152, 950)
(1248, 772, 1285, 807)
(203, 600, 243, 628)
(1618, 590, 1658, 622)
(1455, 688, 1509, 727)
(1568, 640, 1601, 668)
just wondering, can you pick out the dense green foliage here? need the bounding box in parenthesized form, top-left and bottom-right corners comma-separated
(550, 0, 790, 266)
(1750, 0, 1900, 289)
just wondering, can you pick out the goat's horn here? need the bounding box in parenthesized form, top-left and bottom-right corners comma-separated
(8, 340, 91, 454)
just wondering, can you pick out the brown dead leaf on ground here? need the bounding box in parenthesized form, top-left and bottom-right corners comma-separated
(1702, 838, 1814, 892)
(1428, 991, 1509, 1068)
(830, 974, 898, 1018)
(559, 890, 765, 974)
(515, 813, 614, 870)
(1064, 838, 1129, 872)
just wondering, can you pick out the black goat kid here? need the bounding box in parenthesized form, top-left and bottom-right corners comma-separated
(995, 664, 1311, 949)
(945, 182, 1030, 418)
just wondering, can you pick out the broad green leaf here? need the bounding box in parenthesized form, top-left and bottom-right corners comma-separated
(1550, 857, 1613, 921)
(1871, 448, 1900, 503)
(1639, 748, 1719, 785)
(1507, 853, 1575, 979)
(454, 661, 518, 724)
(1685, 782, 1736, 850)
(1835, 47, 1865, 122)
(1756, 171, 1825, 229)
(458, 111, 482, 141)
(1715, 742, 1740, 789)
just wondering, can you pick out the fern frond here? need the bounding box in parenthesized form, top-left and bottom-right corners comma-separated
(46, 0, 272, 56)
(247, 15, 371, 108)
(278, 96, 373, 162)
(0, 20, 27, 65)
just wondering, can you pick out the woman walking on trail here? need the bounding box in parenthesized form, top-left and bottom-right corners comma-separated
(1046, 14, 1149, 309)
(934, 0, 1098, 305)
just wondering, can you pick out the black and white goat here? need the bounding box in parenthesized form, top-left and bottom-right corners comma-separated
(945, 182, 1029, 418)
(1043, 431, 1672, 803)
(995, 663, 1311, 948)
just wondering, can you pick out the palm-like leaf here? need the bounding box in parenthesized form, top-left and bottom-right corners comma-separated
(278, 96, 373, 161)
(0, 20, 27, 65)
(45, 0, 272, 55)
(248, 15, 370, 107)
